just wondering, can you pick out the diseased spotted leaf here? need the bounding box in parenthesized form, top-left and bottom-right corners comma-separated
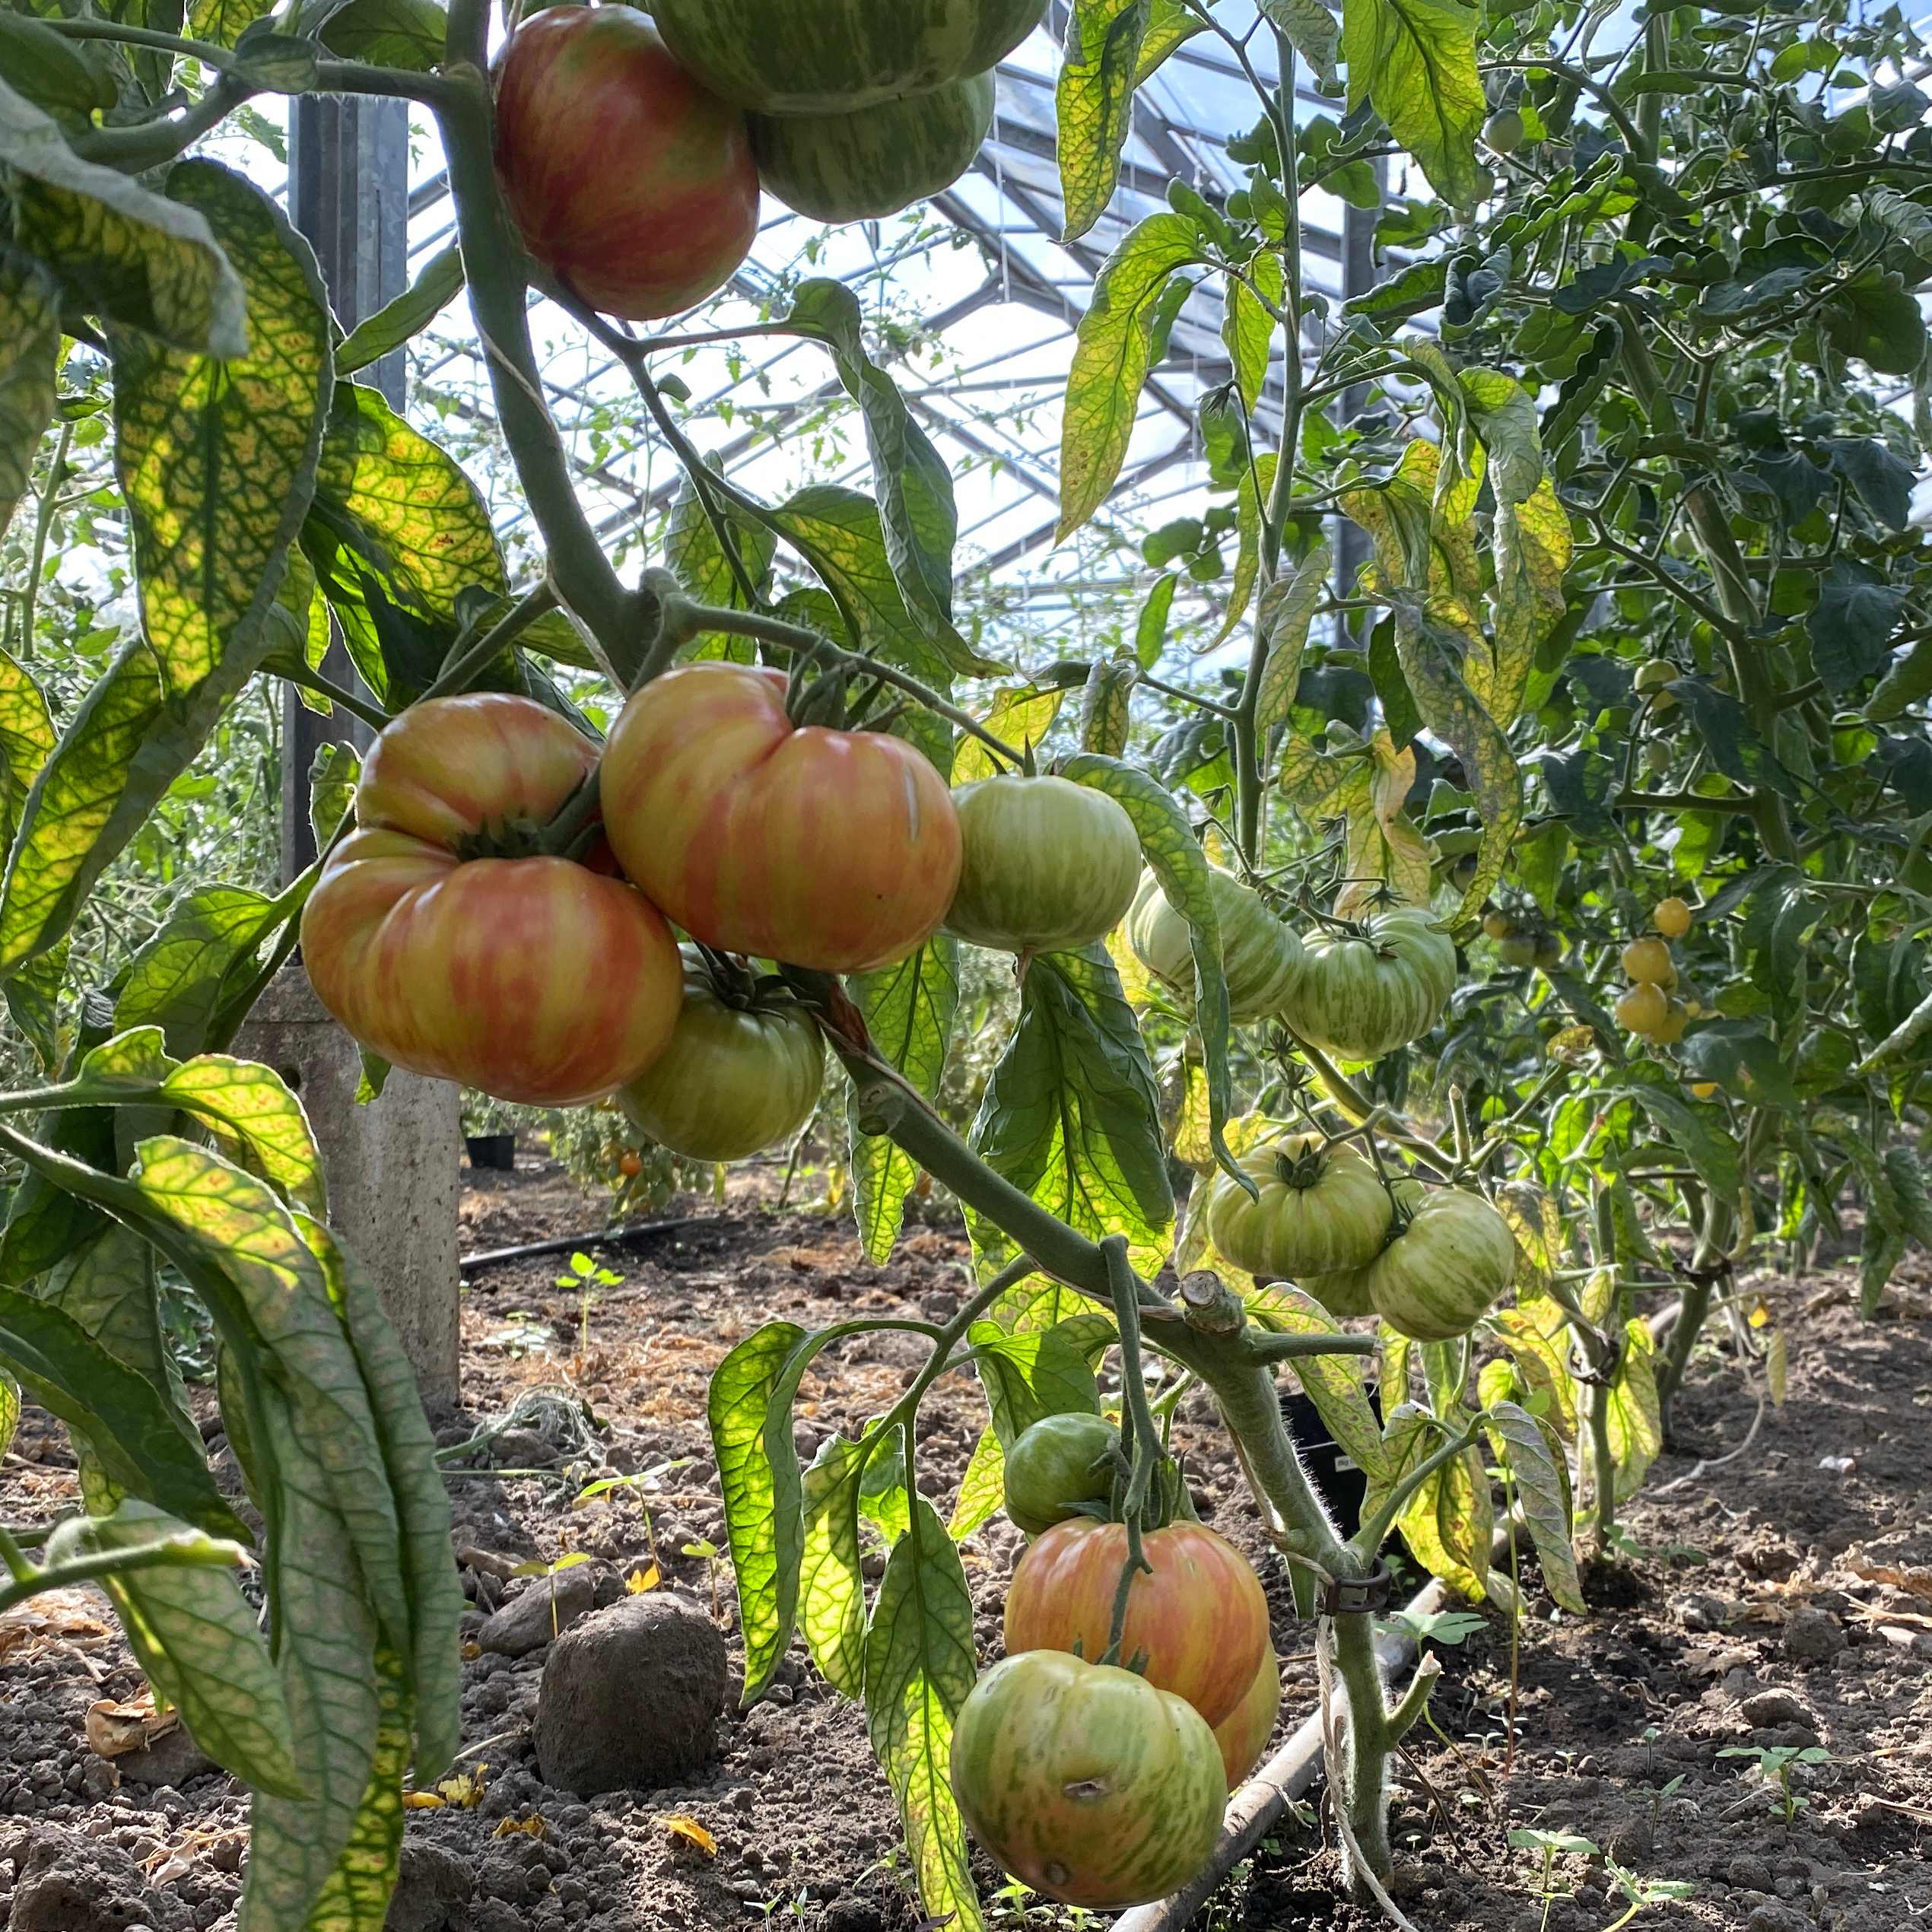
(1485, 1400, 1583, 1613)
(863, 1500, 983, 1932)
(1058, 0, 1153, 243)
(0, 81, 246, 354)
(1059, 214, 1207, 539)
(1340, 0, 1483, 208)
(799, 1435, 868, 1696)
(1254, 541, 1330, 741)
(0, 250, 59, 545)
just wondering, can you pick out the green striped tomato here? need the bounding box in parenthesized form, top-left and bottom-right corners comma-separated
(1126, 865, 1304, 1022)
(1365, 1187, 1517, 1342)
(1281, 906, 1457, 1060)
(1002, 1412, 1119, 1537)
(1206, 1131, 1394, 1279)
(651, 0, 1045, 113)
(301, 695, 682, 1107)
(951, 1651, 1226, 1910)
(1212, 1651, 1282, 1790)
(617, 949, 825, 1161)
(943, 773, 1142, 955)
(750, 69, 995, 224)
(1004, 1517, 1268, 1728)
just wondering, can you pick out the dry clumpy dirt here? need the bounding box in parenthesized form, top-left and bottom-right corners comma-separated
(0, 1156, 1927, 1932)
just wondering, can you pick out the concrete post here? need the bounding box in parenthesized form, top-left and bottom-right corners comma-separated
(275, 94, 465, 1405)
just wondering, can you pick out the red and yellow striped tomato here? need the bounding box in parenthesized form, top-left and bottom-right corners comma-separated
(600, 663, 962, 973)
(492, 7, 759, 322)
(1212, 1651, 1282, 1790)
(950, 1651, 1226, 1910)
(1003, 1517, 1269, 1729)
(301, 694, 682, 1107)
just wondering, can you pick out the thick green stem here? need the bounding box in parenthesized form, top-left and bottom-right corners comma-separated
(15, 423, 71, 659)
(1585, 1377, 1618, 1546)
(431, 24, 638, 672)
(421, 580, 564, 702)
(0, 1538, 243, 1617)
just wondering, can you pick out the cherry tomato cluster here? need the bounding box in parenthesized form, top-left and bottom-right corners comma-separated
(1615, 898, 1698, 1046)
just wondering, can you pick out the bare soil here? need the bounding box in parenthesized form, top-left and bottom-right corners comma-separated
(3, 1158, 1928, 1932)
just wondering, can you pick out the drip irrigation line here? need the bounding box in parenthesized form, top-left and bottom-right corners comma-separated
(457, 1217, 713, 1276)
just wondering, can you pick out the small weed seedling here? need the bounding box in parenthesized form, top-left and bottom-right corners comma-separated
(1508, 1827, 1598, 1932)
(1388, 1606, 1489, 1648)
(682, 1539, 723, 1616)
(509, 1551, 596, 1639)
(555, 1250, 623, 1362)
(1718, 1744, 1832, 1825)
(1600, 1854, 1696, 1930)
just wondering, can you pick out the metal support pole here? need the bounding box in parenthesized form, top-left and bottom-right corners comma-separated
(282, 94, 411, 879)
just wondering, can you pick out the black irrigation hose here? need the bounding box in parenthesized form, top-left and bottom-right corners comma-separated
(457, 1216, 713, 1276)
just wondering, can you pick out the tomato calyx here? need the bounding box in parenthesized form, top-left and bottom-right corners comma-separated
(452, 770, 606, 864)
(691, 943, 821, 1024)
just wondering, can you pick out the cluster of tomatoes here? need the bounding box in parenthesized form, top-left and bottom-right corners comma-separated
(488, 0, 1041, 320)
(949, 1413, 1278, 1910)
(1615, 897, 1698, 1045)
(299, 663, 1149, 1158)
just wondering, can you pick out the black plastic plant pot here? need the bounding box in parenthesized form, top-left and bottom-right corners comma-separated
(1279, 1381, 1384, 1538)
(465, 1133, 516, 1171)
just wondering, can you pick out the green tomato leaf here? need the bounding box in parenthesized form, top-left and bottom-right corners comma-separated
(799, 1434, 869, 1698)
(1057, 0, 1153, 243)
(0, 162, 331, 977)
(301, 381, 505, 705)
(779, 281, 958, 642)
(317, 0, 450, 72)
(1263, 0, 1340, 84)
(335, 243, 463, 378)
(0, 643, 56, 885)
(1808, 561, 1906, 697)
(1485, 1400, 1583, 1614)
(0, 81, 247, 353)
(1605, 1319, 1662, 1501)
(1340, 0, 1484, 208)
(0, 250, 59, 546)
(68, 1498, 305, 1795)
(1244, 1282, 1387, 1483)
(189, 0, 275, 46)
(761, 485, 996, 683)
(0, 1369, 15, 1459)
(946, 1424, 1006, 1542)
(0, 1280, 236, 1534)
(295, 1216, 463, 1778)
(1136, 0, 1204, 81)
(965, 943, 1174, 1285)
(1059, 214, 1208, 540)
(708, 1320, 815, 1705)
(116, 885, 289, 1060)
(665, 467, 779, 663)
(1254, 540, 1330, 742)
(968, 1320, 1100, 1448)
(863, 1498, 983, 1932)
(1397, 1440, 1495, 1603)
(847, 939, 961, 1264)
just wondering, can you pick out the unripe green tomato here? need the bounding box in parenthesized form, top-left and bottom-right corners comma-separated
(618, 949, 825, 1161)
(1003, 1412, 1120, 1537)
(945, 774, 1142, 954)
(1632, 660, 1676, 694)
(1450, 853, 1480, 891)
(1498, 936, 1537, 968)
(1483, 107, 1526, 154)
(1533, 932, 1564, 970)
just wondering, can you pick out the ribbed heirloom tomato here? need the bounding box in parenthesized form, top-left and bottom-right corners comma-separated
(599, 663, 962, 974)
(1282, 905, 1457, 1060)
(1206, 1131, 1394, 1280)
(618, 949, 825, 1162)
(492, 7, 759, 321)
(951, 1651, 1225, 1911)
(1363, 1187, 1518, 1343)
(300, 695, 682, 1106)
(1004, 1517, 1268, 1728)
(1126, 864, 1303, 1022)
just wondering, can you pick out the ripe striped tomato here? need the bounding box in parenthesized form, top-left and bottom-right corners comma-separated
(301, 694, 682, 1107)
(1003, 1517, 1269, 1728)
(600, 663, 961, 974)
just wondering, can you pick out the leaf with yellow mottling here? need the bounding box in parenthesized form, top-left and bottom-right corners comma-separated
(1337, 732, 1432, 918)
(952, 687, 1063, 786)
(1212, 452, 1276, 648)
(1057, 0, 1153, 243)
(1254, 540, 1330, 741)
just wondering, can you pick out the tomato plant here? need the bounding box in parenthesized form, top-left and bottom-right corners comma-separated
(4, 0, 1930, 1924)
